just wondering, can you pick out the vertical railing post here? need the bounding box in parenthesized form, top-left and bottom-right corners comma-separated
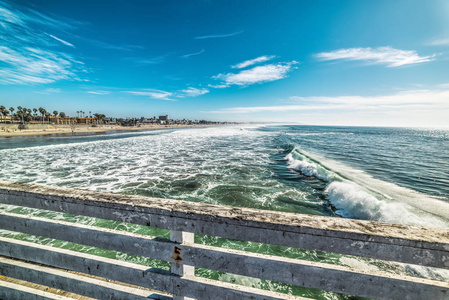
(170, 230, 195, 300)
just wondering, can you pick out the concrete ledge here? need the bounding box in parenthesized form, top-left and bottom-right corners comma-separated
(0, 237, 304, 300)
(0, 256, 170, 300)
(0, 279, 77, 300)
(1, 211, 448, 299)
(0, 180, 448, 269)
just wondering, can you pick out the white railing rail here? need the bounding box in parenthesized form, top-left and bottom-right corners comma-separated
(0, 180, 448, 299)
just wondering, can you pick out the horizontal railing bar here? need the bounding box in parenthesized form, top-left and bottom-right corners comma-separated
(0, 181, 448, 269)
(1, 181, 446, 246)
(0, 236, 173, 294)
(177, 276, 308, 300)
(0, 280, 76, 300)
(183, 243, 449, 300)
(0, 237, 302, 300)
(0, 214, 307, 299)
(1, 212, 447, 299)
(0, 211, 174, 263)
(0, 256, 171, 300)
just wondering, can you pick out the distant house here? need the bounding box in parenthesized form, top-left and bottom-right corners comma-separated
(158, 115, 169, 124)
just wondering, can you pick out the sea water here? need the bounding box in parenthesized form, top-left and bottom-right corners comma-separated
(0, 124, 448, 299)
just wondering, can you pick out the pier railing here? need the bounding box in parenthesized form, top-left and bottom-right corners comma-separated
(0, 180, 447, 299)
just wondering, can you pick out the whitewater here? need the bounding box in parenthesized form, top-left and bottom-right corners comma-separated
(0, 124, 448, 298)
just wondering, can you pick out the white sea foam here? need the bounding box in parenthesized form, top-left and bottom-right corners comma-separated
(285, 147, 449, 228)
(0, 125, 302, 211)
(285, 152, 336, 181)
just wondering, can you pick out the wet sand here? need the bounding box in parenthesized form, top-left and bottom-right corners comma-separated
(0, 124, 214, 138)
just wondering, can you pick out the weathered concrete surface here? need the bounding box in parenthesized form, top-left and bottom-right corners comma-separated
(1, 211, 448, 299)
(0, 256, 169, 300)
(170, 230, 194, 300)
(0, 236, 173, 294)
(0, 279, 76, 300)
(0, 180, 448, 269)
(0, 237, 303, 300)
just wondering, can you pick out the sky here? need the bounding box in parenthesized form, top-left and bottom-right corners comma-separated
(1, 0, 449, 127)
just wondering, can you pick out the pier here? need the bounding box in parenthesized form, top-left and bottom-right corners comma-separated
(0, 180, 448, 299)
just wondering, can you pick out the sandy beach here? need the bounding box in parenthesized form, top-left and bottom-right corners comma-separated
(0, 124, 214, 138)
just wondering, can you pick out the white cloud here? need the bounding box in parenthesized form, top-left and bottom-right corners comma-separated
(315, 47, 435, 67)
(126, 89, 174, 101)
(0, 1, 85, 85)
(213, 62, 297, 86)
(87, 90, 110, 95)
(48, 34, 75, 48)
(232, 55, 275, 69)
(194, 31, 243, 40)
(207, 89, 449, 114)
(128, 55, 167, 65)
(178, 87, 209, 97)
(429, 38, 449, 46)
(208, 104, 337, 114)
(34, 87, 61, 94)
(181, 48, 204, 58)
(0, 46, 83, 84)
(208, 84, 228, 89)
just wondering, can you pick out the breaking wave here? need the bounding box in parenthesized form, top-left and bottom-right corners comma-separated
(286, 147, 449, 228)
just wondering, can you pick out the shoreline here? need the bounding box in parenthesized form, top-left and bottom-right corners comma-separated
(0, 124, 222, 138)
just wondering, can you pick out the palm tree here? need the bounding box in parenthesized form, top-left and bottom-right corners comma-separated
(0, 105, 5, 123)
(58, 112, 66, 125)
(17, 108, 25, 124)
(93, 113, 106, 124)
(9, 107, 14, 123)
(3, 109, 9, 123)
(39, 107, 46, 123)
(52, 110, 58, 124)
(33, 108, 38, 120)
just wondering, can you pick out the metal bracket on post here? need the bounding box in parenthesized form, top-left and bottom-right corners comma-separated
(170, 230, 195, 300)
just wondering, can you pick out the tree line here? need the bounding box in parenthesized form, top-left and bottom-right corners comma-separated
(0, 105, 106, 124)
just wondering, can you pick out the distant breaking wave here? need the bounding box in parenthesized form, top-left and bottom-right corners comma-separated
(285, 147, 449, 228)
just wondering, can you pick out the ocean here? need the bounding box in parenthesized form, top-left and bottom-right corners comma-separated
(1, 124, 448, 299)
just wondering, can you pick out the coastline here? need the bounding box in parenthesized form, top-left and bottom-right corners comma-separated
(0, 124, 221, 138)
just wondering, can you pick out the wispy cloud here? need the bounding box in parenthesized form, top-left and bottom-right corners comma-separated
(48, 34, 75, 48)
(126, 89, 174, 101)
(0, 46, 84, 84)
(315, 47, 435, 67)
(181, 48, 204, 58)
(127, 55, 167, 65)
(208, 84, 228, 89)
(194, 31, 243, 40)
(86, 39, 143, 51)
(87, 90, 111, 95)
(35, 87, 61, 94)
(0, 1, 85, 85)
(125, 86, 209, 100)
(232, 55, 275, 69)
(0, 1, 76, 30)
(207, 89, 449, 114)
(429, 38, 449, 46)
(213, 61, 298, 86)
(178, 87, 209, 98)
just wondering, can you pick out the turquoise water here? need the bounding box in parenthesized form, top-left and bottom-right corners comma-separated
(1, 125, 448, 298)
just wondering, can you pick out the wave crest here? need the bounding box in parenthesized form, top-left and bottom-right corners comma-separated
(285, 147, 448, 228)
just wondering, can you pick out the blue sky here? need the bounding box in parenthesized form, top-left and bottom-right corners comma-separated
(1, 0, 449, 126)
